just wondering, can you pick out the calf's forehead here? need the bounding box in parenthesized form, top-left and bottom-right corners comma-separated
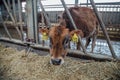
(39, 28, 49, 33)
(49, 26, 69, 43)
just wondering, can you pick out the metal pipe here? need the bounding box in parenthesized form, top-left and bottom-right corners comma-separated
(7, 0, 11, 9)
(0, 37, 115, 61)
(18, 0, 24, 41)
(33, 0, 39, 43)
(60, 0, 87, 54)
(3, 0, 22, 40)
(41, 12, 45, 27)
(26, 0, 35, 40)
(75, 0, 79, 7)
(87, 0, 88, 7)
(39, 0, 51, 27)
(90, 0, 117, 59)
(12, 0, 17, 22)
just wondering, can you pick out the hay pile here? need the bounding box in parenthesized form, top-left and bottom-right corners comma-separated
(0, 45, 120, 80)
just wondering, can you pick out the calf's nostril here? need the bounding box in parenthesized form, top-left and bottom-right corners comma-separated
(51, 59, 61, 65)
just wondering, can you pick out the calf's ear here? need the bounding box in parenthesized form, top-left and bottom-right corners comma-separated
(76, 30, 84, 37)
(70, 30, 84, 37)
(76, 30, 82, 34)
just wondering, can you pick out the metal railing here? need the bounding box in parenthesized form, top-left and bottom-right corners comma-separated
(0, 0, 120, 59)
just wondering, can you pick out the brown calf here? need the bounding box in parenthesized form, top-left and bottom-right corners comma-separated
(43, 7, 99, 65)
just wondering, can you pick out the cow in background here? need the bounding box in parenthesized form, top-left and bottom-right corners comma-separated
(59, 7, 99, 52)
(38, 12, 49, 26)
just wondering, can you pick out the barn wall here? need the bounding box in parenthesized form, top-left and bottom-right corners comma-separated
(43, 11, 120, 26)
(1, 2, 119, 26)
(100, 11, 120, 25)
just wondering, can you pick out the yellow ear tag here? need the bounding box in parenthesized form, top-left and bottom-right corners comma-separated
(42, 32, 48, 40)
(72, 33, 78, 43)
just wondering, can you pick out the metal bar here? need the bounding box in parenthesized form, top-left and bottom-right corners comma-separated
(37, 2, 120, 8)
(33, 0, 39, 43)
(0, 37, 116, 61)
(0, 16, 12, 39)
(39, 0, 51, 27)
(81, 2, 120, 5)
(75, 0, 79, 7)
(3, 0, 22, 40)
(26, 0, 34, 39)
(41, 12, 45, 27)
(90, 0, 117, 59)
(7, 0, 11, 9)
(39, 5, 120, 9)
(12, 0, 17, 22)
(18, 0, 24, 41)
(60, 0, 87, 54)
(87, 0, 89, 7)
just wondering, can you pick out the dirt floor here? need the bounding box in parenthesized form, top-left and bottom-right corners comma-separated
(0, 45, 120, 80)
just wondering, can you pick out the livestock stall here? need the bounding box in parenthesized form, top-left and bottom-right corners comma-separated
(0, 0, 120, 79)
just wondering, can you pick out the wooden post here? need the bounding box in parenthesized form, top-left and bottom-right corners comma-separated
(90, 0, 117, 59)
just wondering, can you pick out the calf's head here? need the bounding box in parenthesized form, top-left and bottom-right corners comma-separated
(49, 26, 69, 65)
(39, 27, 49, 36)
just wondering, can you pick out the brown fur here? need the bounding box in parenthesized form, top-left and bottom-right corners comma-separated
(49, 26, 69, 58)
(48, 7, 99, 64)
(60, 7, 99, 52)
